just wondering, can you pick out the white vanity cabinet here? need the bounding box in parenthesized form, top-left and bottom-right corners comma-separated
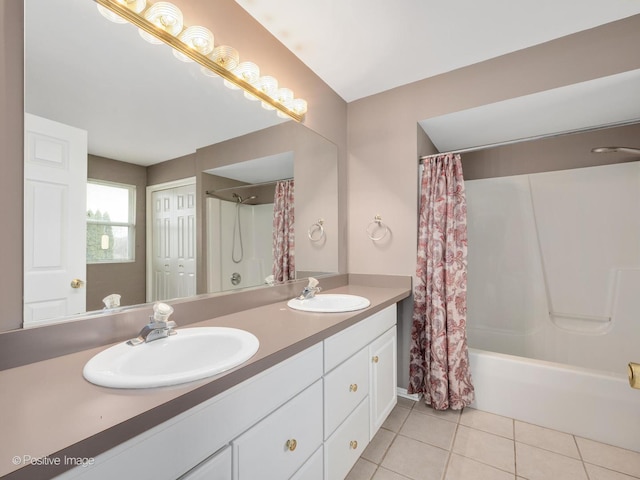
(57, 304, 399, 480)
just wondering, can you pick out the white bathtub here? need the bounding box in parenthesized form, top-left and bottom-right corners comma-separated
(468, 348, 640, 452)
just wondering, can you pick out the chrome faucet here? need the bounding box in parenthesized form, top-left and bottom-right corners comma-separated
(297, 277, 322, 300)
(127, 302, 177, 346)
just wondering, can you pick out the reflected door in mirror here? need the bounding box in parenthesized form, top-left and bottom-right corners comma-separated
(150, 184, 196, 302)
(24, 114, 87, 327)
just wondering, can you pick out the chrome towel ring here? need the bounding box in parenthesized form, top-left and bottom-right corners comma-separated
(366, 215, 389, 241)
(308, 219, 325, 242)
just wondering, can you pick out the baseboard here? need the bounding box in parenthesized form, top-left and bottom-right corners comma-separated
(396, 387, 420, 401)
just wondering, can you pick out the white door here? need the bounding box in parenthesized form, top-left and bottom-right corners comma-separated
(150, 184, 196, 301)
(24, 113, 87, 327)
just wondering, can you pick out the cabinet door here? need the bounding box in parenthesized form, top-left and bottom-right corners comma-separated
(181, 446, 231, 480)
(233, 380, 323, 480)
(369, 326, 397, 439)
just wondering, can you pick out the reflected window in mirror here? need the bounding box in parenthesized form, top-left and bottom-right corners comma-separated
(86, 180, 136, 263)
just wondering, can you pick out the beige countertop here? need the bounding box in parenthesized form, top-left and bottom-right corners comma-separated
(0, 281, 410, 479)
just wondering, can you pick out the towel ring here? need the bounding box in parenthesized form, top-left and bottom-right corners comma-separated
(366, 215, 389, 241)
(308, 219, 325, 242)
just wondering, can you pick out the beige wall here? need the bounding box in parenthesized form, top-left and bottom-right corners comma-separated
(1, 0, 347, 331)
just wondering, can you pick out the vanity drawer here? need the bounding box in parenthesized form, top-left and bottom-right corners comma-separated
(324, 347, 369, 438)
(324, 398, 369, 480)
(233, 380, 323, 480)
(324, 305, 396, 372)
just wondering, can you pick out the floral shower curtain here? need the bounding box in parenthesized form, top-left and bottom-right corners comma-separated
(272, 179, 295, 283)
(408, 153, 475, 410)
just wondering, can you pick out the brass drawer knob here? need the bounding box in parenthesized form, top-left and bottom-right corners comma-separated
(286, 439, 297, 451)
(349, 383, 358, 392)
(350, 440, 358, 450)
(372, 356, 379, 363)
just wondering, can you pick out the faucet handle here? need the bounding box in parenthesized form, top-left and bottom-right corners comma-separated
(153, 302, 174, 323)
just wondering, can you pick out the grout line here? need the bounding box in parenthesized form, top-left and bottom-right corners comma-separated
(573, 435, 593, 480)
(440, 420, 460, 480)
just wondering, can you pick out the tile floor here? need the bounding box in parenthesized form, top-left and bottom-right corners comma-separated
(346, 397, 640, 480)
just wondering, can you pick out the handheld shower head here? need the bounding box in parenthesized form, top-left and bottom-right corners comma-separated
(241, 195, 258, 204)
(232, 193, 258, 204)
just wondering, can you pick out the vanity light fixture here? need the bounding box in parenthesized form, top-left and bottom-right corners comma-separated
(94, 0, 307, 121)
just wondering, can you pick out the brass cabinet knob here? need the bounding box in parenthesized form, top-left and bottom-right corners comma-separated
(350, 440, 358, 450)
(372, 356, 379, 363)
(349, 383, 358, 392)
(286, 439, 297, 451)
(70, 279, 84, 289)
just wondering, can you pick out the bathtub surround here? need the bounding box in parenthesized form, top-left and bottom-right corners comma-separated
(465, 161, 640, 374)
(409, 154, 474, 410)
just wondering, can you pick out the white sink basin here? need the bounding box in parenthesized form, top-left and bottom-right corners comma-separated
(287, 294, 371, 313)
(83, 327, 259, 389)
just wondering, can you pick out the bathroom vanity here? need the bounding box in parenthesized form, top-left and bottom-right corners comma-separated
(0, 276, 410, 480)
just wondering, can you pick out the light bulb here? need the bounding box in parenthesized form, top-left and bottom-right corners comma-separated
(245, 75, 277, 101)
(97, 0, 146, 24)
(223, 62, 260, 90)
(174, 26, 214, 62)
(291, 98, 308, 115)
(139, 2, 183, 44)
(210, 46, 240, 70)
(202, 46, 240, 78)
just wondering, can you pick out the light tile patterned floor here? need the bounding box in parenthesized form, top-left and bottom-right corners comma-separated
(346, 397, 640, 480)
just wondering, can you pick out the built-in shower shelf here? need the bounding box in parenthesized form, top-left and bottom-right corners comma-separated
(549, 311, 612, 335)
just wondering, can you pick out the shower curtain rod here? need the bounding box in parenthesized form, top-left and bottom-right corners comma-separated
(419, 134, 554, 162)
(205, 177, 293, 196)
(418, 118, 640, 163)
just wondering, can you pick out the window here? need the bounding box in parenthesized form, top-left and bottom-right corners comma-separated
(86, 180, 136, 263)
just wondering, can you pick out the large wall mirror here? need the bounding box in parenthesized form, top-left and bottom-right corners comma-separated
(23, 0, 339, 329)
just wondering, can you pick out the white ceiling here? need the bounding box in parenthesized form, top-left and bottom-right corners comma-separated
(205, 152, 294, 184)
(235, 0, 640, 102)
